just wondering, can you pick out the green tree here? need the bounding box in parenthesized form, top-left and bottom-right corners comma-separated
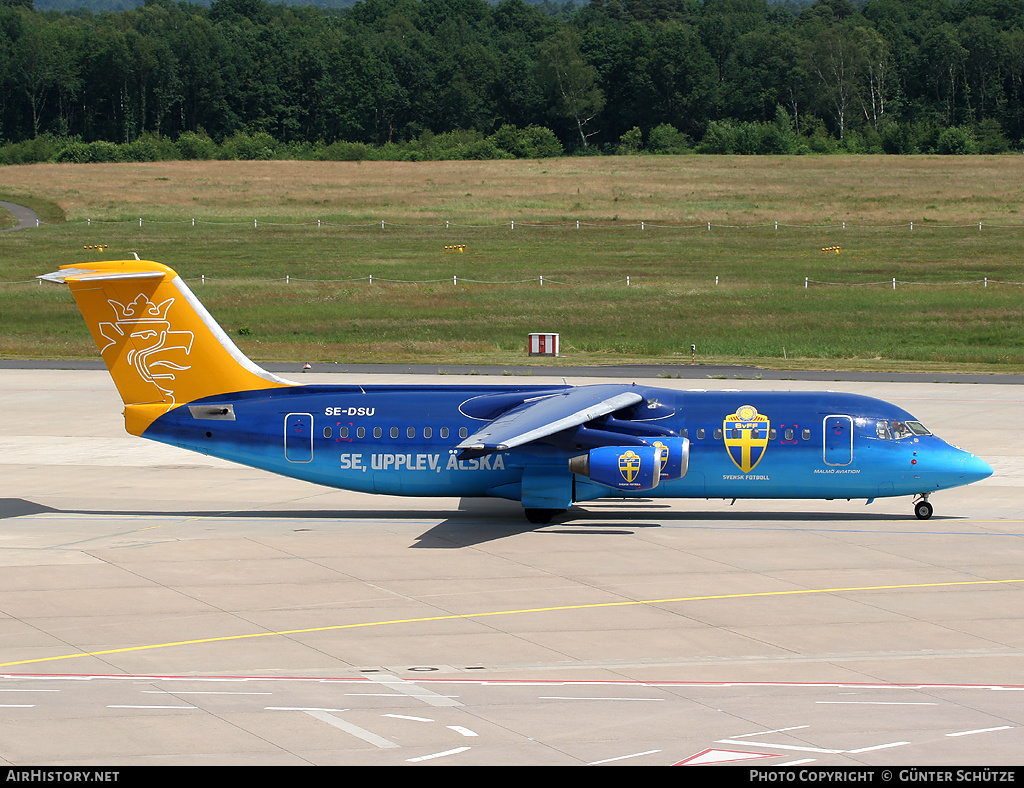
(536, 27, 605, 149)
(12, 12, 78, 137)
(919, 23, 968, 126)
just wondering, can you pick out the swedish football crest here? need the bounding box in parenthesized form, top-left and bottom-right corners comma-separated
(618, 450, 642, 483)
(653, 440, 669, 473)
(723, 405, 770, 473)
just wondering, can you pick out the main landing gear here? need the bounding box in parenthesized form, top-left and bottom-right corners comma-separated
(913, 494, 933, 520)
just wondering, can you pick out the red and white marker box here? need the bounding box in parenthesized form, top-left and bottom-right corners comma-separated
(527, 333, 559, 357)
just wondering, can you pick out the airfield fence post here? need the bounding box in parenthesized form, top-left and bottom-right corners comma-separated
(540, 275, 544, 286)
(511, 221, 515, 230)
(893, 278, 897, 289)
(805, 277, 808, 288)
(707, 221, 711, 231)
(641, 222, 645, 230)
(453, 275, 457, 286)
(910, 222, 913, 231)
(626, 276, 630, 286)
(139, 218, 142, 227)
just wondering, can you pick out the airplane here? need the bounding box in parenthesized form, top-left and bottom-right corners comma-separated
(40, 259, 993, 524)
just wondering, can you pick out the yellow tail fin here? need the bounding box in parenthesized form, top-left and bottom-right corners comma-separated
(42, 260, 293, 434)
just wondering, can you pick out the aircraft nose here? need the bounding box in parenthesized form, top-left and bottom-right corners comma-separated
(960, 452, 994, 484)
(940, 445, 993, 485)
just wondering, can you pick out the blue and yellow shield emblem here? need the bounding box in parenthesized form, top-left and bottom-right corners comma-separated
(723, 405, 770, 473)
(653, 440, 669, 472)
(618, 450, 642, 483)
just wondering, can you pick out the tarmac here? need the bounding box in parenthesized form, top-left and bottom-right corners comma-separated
(0, 367, 1022, 765)
(0, 201, 40, 233)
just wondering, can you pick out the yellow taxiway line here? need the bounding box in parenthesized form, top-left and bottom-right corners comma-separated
(2, 578, 1021, 669)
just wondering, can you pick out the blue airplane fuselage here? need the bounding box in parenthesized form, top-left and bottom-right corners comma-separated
(142, 383, 990, 511)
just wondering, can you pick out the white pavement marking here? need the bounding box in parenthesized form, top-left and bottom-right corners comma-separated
(406, 747, 470, 762)
(816, 701, 938, 705)
(304, 709, 400, 749)
(589, 749, 662, 765)
(365, 674, 463, 707)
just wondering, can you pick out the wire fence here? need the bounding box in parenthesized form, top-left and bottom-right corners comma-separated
(6, 215, 1024, 286)
(9, 271, 1024, 288)
(70, 217, 1024, 231)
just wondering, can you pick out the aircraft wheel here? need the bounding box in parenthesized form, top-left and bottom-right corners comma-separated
(524, 508, 562, 524)
(914, 500, 933, 520)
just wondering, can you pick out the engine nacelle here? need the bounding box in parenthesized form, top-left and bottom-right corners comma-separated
(650, 436, 689, 481)
(568, 445, 662, 492)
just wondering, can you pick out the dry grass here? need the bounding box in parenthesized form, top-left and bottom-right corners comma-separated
(5, 156, 1024, 371)
(3, 156, 1024, 224)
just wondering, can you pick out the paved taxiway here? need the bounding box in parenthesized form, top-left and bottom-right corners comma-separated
(0, 368, 1022, 765)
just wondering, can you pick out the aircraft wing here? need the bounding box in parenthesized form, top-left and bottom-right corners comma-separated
(456, 384, 643, 454)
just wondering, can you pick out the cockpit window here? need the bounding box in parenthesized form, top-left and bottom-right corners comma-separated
(884, 420, 932, 440)
(906, 420, 931, 436)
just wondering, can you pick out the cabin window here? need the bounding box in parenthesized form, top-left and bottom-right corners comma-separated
(784, 428, 793, 441)
(769, 429, 777, 440)
(802, 429, 811, 440)
(696, 428, 705, 440)
(339, 426, 349, 439)
(714, 428, 723, 440)
(681, 428, 689, 438)
(373, 426, 382, 439)
(407, 426, 416, 439)
(459, 427, 468, 439)
(424, 427, 433, 439)
(323, 427, 332, 439)
(356, 427, 365, 439)
(440, 427, 450, 439)
(390, 427, 399, 439)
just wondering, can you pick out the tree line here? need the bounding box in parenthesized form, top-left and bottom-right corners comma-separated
(2, 0, 1024, 163)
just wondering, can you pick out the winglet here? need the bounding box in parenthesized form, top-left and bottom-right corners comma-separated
(41, 260, 294, 434)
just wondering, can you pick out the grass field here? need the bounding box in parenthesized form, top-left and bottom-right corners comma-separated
(2, 156, 1024, 371)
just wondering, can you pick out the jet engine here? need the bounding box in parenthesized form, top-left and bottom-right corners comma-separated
(650, 436, 689, 481)
(568, 445, 663, 492)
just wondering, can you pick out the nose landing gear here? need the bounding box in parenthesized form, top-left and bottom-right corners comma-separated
(913, 494, 933, 520)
